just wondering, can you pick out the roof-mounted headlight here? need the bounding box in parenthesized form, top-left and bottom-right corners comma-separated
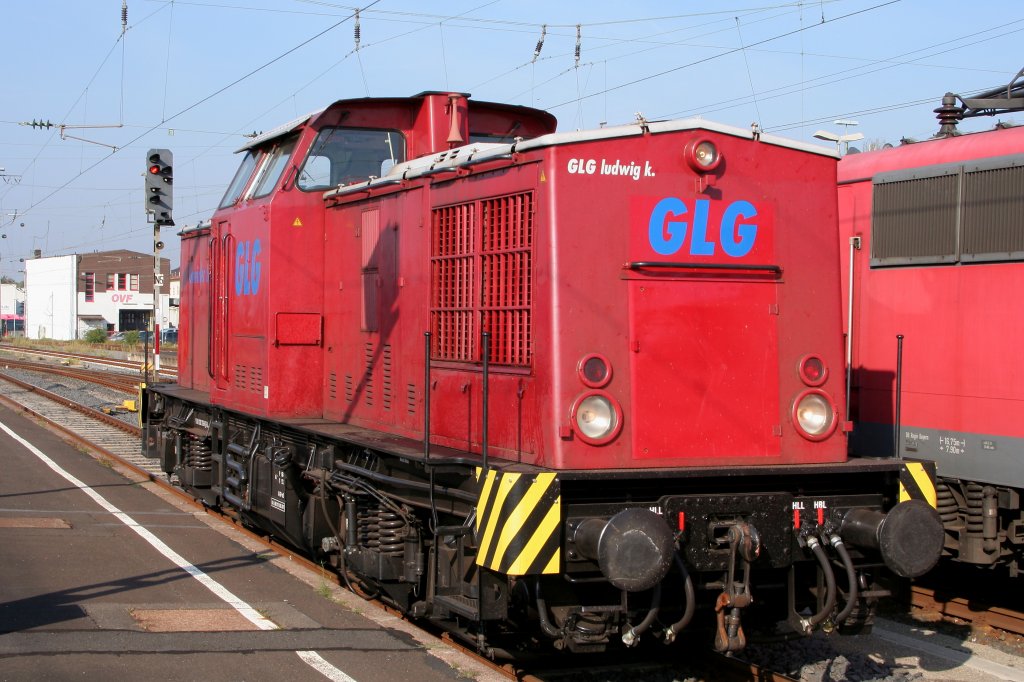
(684, 139, 722, 173)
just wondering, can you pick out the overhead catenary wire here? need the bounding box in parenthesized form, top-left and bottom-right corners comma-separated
(0, 1, 168, 212)
(734, 16, 763, 127)
(4, 0, 1019, 264)
(5, 1, 382, 228)
(544, 0, 902, 111)
(162, 1, 176, 123)
(656, 21, 1024, 126)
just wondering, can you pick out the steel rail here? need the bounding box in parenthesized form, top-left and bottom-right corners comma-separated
(0, 358, 141, 394)
(0, 342, 178, 378)
(912, 585, 1024, 636)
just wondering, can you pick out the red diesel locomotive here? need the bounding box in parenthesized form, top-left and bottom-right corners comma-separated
(839, 85, 1024, 576)
(147, 92, 942, 654)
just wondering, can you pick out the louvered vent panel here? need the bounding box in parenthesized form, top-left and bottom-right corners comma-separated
(961, 164, 1024, 261)
(406, 384, 417, 416)
(345, 375, 354, 403)
(233, 365, 246, 390)
(481, 192, 533, 366)
(431, 202, 476, 361)
(249, 366, 263, 393)
(363, 342, 375, 407)
(430, 193, 534, 366)
(871, 174, 958, 265)
(328, 372, 337, 401)
(382, 344, 393, 410)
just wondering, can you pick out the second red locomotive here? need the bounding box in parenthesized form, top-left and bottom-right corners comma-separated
(839, 82, 1024, 576)
(148, 91, 942, 654)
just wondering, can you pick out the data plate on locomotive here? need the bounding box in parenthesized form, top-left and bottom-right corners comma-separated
(661, 493, 793, 571)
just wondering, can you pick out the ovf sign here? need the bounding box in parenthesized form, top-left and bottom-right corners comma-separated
(646, 197, 765, 259)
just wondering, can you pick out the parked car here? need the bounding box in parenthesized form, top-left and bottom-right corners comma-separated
(109, 330, 152, 343)
(161, 328, 178, 344)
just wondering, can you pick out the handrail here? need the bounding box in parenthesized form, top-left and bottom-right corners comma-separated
(623, 261, 782, 275)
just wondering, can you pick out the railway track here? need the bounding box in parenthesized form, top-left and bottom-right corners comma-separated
(0, 374, 153, 475)
(911, 585, 1024, 637)
(0, 341, 177, 380)
(0, 357, 142, 393)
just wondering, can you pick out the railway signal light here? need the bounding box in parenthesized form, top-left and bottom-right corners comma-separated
(145, 149, 174, 226)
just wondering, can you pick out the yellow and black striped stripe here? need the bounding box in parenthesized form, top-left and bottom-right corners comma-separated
(474, 468, 561, 575)
(899, 460, 937, 508)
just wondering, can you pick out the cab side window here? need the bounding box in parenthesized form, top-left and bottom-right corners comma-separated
(298, 128, 406, 191)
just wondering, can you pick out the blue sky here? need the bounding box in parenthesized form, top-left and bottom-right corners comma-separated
(0, 0, 1020, 277)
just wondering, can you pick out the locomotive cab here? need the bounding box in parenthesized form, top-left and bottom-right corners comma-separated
(205, 93, 556, 422)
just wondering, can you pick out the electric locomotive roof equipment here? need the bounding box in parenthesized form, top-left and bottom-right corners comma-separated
(148, 91, 943, 656)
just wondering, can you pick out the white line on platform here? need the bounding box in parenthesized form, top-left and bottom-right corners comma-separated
(0, 419, 356, 682)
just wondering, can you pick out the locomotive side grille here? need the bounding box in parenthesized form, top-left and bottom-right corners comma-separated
(345, 374, 354, 403)
(431, 203, 477, 362)
(961, 164, 1024, 260)
(363, 342, 374, 407)
(328, 372, 337, 401)
(430, 192, 533, 366)
(481, 193, 533, 366)
(872, 155, 1024, 266)
(382, 344, 393, 410)
(233, 364, 246, 390)
(871, 173, 958, 265)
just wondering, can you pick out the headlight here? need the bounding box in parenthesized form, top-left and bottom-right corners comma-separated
(572, 392, 622, 444)
(792, 390, 837, 440)
(684, 138, 722, 172)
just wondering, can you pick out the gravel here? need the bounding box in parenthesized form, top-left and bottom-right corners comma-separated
(0, 366, 140, 426)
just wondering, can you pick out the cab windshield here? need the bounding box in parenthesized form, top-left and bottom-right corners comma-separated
(297, 127, 406, 191)
(219, 150, 260, 208)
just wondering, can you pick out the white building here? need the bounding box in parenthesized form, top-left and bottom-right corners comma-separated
(25, 255, 77, 340)
(25, 250, 174, 340)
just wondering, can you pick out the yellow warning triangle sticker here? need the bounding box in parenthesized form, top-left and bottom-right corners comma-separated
(292, 217, 303, 227)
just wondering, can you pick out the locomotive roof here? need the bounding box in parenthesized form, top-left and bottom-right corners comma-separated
(237, 94, 556, 153)
(837, 123, 1024, 184)
(237, 109, 322, 152)
(324, 116, 838, 199)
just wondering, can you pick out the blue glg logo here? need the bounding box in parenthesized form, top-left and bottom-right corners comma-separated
(235, 239, 262, 296)
(648, 198, 758, 257)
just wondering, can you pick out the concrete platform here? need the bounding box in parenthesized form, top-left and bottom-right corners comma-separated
(0, 403, 500, 682)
